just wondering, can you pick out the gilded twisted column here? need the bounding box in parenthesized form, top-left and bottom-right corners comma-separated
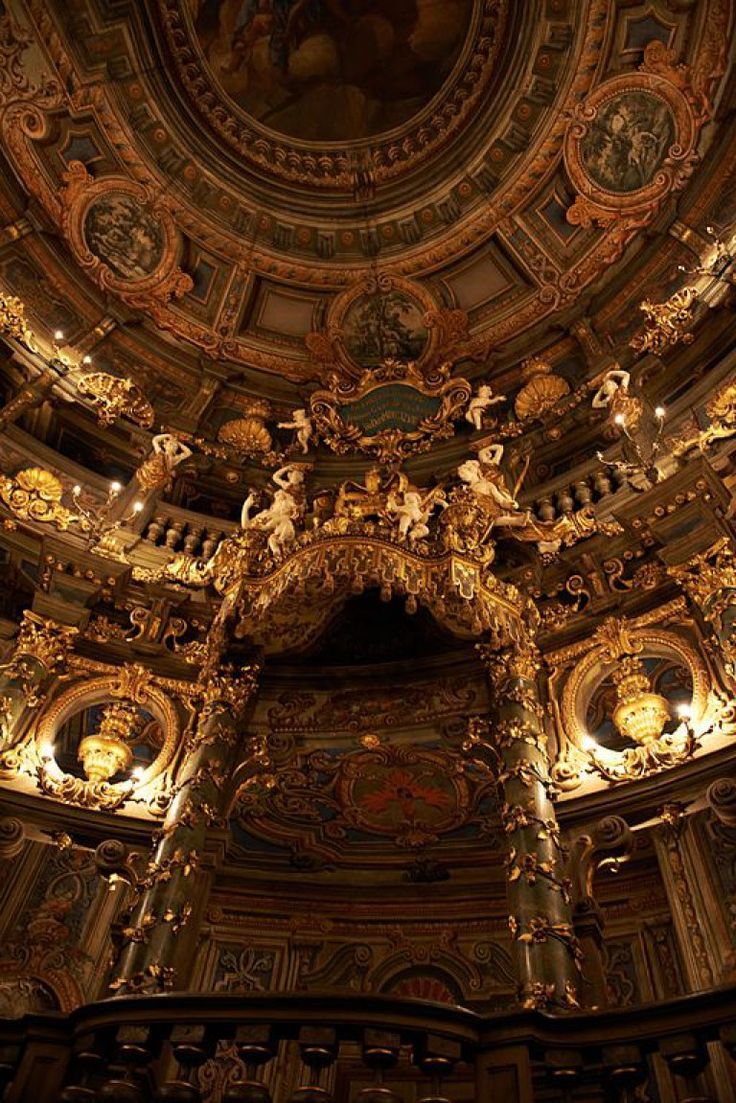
(110, 662, 260, 995)
(478, 639, 581, 1010)
(0, 611, 77, 751)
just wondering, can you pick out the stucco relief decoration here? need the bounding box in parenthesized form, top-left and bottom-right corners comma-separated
(310, 358, 471, 463)
(59, 163, 193, 307)
(563, 43, 705, 229)
(235, 743, 495, 863)
(549, 618, 724, 793)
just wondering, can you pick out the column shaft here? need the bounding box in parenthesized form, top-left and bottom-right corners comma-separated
(110, 663, 260, 995)
(482, 641, 580, 1010)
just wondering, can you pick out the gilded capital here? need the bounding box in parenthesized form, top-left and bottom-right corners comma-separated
(199, 662, 261, 720)
(6, 611, 78, 675)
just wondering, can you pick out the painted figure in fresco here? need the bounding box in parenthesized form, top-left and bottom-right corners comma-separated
(241, 463, 306, 557)
(136, 433, 193, 493)
(84, 195, 163, 281)
(278, 407, 314, 454)
(465, 383, 506, 431)
(582, 93, 674, 193)
(194, 0, 472, 143)
(345, 292, 427, 366)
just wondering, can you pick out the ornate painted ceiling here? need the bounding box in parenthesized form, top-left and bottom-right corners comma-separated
(1, 0, 733, 399)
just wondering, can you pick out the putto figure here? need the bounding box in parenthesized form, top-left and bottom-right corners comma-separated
(465, 383, 506, 431)
(386, 483, 447, 544)
(241, 463, 308, 557)
(278, 407, 314, 454)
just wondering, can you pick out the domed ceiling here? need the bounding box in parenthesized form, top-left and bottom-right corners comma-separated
(0, 0, 735, 542)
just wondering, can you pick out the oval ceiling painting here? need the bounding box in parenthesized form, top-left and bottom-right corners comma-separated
(191, 0, 474, 142)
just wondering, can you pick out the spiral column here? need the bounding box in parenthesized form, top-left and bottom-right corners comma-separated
(110, 662, 261, 995)
(478, 638, 581, 1010)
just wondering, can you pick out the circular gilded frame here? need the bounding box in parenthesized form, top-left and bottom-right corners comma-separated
(563, 69, 697, 218)
(31, 672, 181, 791)
(560, 627, 710, 756)
(60, 163, 188, 299)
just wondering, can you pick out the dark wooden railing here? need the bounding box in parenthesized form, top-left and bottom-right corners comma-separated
(3, 987, 736, 1101)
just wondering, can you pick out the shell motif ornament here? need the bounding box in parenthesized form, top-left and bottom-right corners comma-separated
(514, 356, 570, 420)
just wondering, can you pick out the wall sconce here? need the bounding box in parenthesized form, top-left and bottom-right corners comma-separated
(72, 481, 143, 551)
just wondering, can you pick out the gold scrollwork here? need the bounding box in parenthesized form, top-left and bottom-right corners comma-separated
(310, 358, 471, 464)
(77, 371, 154, 428)
(0, 467, 77, 530)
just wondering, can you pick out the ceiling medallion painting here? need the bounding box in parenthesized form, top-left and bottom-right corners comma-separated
(161, 0, 507, 187)
(59, 164, 193, 306)
(192, 0, 474, 143)
(306, 275, 468, 382)
(564, 42, 705, 228)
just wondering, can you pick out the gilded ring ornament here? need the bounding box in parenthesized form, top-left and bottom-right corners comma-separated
(59, 163, 192, 306)
(27, 670, 181, 812)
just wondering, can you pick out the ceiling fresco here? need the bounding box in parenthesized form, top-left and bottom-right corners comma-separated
(190, 0, 474, 142)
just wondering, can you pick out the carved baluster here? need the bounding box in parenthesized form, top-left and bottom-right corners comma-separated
(658, 1035, 712, 1103)
(476, 638, 581, 1010)
(0, 612, 77, 751)
(355, 1029, 401, 1103)
(602, 1044, 647, 1103)
(144, 515, 166, 544)
(110, 662, 260, 995)
(60, 1034, 107, 1102)
(165, 520, 184, 550)
(414, 1035, 460, 1103)
(157, 1025, 215, 1102)
(288, 1027, 338, 1102)
(99, 1025, 159, 1103)
(224, 1025, 276, 1103)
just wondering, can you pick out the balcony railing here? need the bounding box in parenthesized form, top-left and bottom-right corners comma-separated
(2, 987, 736, 1101)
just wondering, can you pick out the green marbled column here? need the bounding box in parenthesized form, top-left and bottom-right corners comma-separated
(110, 662, 260, 995)
(481, 640, 581, 1011)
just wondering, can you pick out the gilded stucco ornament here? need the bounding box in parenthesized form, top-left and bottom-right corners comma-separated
(76, 371, 154, 429)
(217, 396, 275, 458)
(3, 610, 77, 677)
(564, 43, 706, 230)
(629, 287, 698, 356)
(0, 467, 77, 530)
(310, 359, 472, 464)
(514, 357, 570, 421)
(550, 617, 713, 791)
(669, 538, 736, 677)
(0, 291, 35, 349)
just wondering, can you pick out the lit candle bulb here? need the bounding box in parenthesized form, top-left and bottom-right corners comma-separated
(110, 481, 122, 494)
(132, 500, 144, 513)
(655, 405, 665, 419)
(82, 354, 92, 365)
(53, 330, 65, 342)
(614, 413, 626, 426)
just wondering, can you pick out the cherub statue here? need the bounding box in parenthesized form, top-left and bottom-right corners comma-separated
(386, 483, 447, 543)
(465, 383, 506, 431)
(241, 464, 307, 558)
(278, 407, 314, 454)
(135, 433, 193, 492)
